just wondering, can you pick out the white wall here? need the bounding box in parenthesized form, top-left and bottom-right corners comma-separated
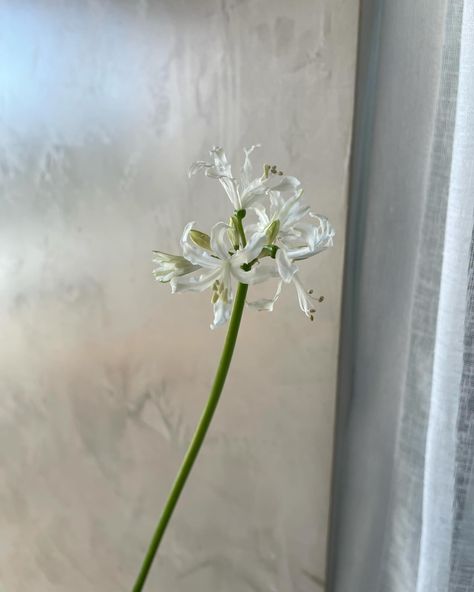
(0, 1, 358, 590)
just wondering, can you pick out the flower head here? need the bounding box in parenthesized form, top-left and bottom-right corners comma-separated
(170, 221, 275, 329)
(153, 145, 334, 327)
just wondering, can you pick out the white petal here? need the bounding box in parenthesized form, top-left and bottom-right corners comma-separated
(210, 268, 233, 329)
(210, 146, 232, 177)
(269, 191, 286, 213)
(188, 147, 239, 208)
(210, 222, 231, 260)
(308, 213, 335, 248)
(240, 174, 301, 210)
(171, 267, 221, 293)
(251, 205, 271, 228)
(232, 260, 278, 285)
(233, 231, 268, 266)
(268, 175, 301, 193)
(241, 144, 260, 189)
(181, 222, 220, 268)
(246, 231, 268, 261)
(188, 160, 211, 177)
(277, 190, 309, 230)
(283, 245, 313, 260)
(285, 216, 335, 259)
(275, 248, 298, 283)
(219, 176, 240, 209)
(211, 299, 232, 329)
(239, 178, 269, 209)
(293, 273, 314, 318)
(247, 281, 283, 312)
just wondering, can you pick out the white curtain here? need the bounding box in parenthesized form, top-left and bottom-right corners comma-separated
(327, 1, 474, 590)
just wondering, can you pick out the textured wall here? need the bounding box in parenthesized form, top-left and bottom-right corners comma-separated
(0, 1, 358, 590)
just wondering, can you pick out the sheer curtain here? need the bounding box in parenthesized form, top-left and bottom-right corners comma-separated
(327, 1, 474, 591)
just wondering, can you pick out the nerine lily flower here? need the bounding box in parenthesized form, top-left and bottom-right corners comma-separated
(153, 144, 334, 326)
(252, 189, 335, 260)
(189, 145, 301, 211)
(247, 189, 334, 319)
(171, 221, 276, 329)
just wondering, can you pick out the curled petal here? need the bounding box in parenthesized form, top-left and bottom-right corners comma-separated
(210, 146, 233, 177)
(276, 189, 309, 231)
(188, 160, 211, 177)
(275, 248, 298, 283)
(246, 281, 283, 312)
(231, 231, 268, 268)
(211, 298, 233, 329)
(188, 147, 239, 208)
(251, 205, 271, 228)
(293, 273, 315, 318)
(268, 175, 302, 194)
(170, 267, 221, 293)
(210, 267, 233, 329)
(285, 216, 335, 260)
(232, 260, 279, 285)
(181, 222, 220, 268)
(241, 144, 260, 189)
(308, 213, 335, 249)
(210, 222, 232, 260)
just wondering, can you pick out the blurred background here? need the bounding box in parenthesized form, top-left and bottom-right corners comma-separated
(0, 1, 358, 590)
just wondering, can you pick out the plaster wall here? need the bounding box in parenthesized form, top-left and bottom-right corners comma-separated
(0, 1, 358, 590)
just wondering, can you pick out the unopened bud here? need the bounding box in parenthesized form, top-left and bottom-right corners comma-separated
(228, 216, 240, 248)
(190, 229, 212, 251)
(266, 220, 280, 244)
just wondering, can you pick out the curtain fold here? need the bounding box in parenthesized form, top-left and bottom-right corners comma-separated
(327, 1, 474, 591)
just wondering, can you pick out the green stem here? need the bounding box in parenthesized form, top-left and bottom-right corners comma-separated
(132, 282, 249, 591)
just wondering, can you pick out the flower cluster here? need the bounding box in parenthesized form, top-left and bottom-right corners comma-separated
(153, 145, 335, 329)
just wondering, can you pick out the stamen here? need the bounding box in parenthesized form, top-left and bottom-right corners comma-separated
(308, 289, 314, 295)
(310, 315, 314, 322)
(310, 308, 316, 313)
(211, 291, 219, 304)
(319, 296, 324, 302)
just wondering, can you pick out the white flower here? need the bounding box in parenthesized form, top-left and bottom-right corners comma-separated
(247, 190, 335, 320)
(152, 252, 199, 283)
(252, 190, 335, 260)
(171, 221, 276, 329)
(189, 145, 301, 211)
(153, 145, 334, 327)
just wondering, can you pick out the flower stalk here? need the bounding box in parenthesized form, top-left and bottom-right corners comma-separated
(143, 144, 335, 589)
(132, 282, 249, 592)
